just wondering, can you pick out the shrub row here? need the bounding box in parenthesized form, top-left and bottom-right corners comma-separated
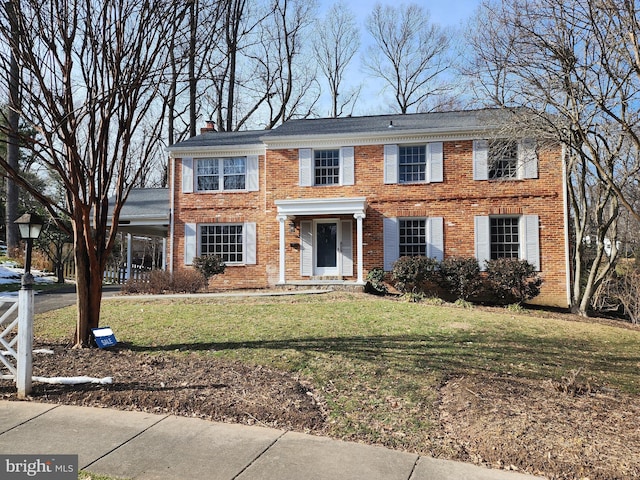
(122, 269, 207, 294)
(384, 256, 542, 305)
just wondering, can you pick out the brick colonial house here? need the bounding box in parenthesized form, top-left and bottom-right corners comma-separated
(167, 109, 570, 307)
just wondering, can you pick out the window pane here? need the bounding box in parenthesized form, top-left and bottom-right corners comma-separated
(314, 149, 340, 185)
(489, 141, 518, 179)
(196, 159, 219, 191)
(223, 158, 246, 190)
(399, 219, 426, 256)
(199, 224, 244, 263)
(399, 145, 426, 183)
(490, 217, 520, 259)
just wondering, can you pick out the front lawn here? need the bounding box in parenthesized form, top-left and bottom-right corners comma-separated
(33, 291, 640, 478)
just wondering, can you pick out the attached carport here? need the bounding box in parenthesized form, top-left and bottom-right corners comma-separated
(107, 188, 170, 279)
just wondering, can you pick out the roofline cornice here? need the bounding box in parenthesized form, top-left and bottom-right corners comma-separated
(261, 126, 500, 149)
(167, 144, 265, 158)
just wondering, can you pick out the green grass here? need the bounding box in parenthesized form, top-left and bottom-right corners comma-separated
(35, 292, 640, 452)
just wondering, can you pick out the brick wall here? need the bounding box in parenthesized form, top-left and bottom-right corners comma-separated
(171, 139, 569, 306)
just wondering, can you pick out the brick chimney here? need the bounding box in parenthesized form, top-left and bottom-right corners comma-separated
(200, 120, 216, 134)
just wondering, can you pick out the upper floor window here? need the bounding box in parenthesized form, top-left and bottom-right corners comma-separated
(314, 149, 340, 185)
(181, 155, 259, 194)
(196, 157, 246, 191)
(384, 142, 443, 184)
(299, 147, 354, 187)
(399, 146, 426, 183)
(488, 141, 518, 180)
(473, 138, 538, 181)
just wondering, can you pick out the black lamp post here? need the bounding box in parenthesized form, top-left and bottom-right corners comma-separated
(14, 212, 44, 288)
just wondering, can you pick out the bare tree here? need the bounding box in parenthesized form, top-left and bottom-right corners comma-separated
(363, 2, 452, 114)
(0, 0, 173, 347)
(258, 0, 320, 128)
(312, 1, 361, 117)
(466, 0, 640, 315)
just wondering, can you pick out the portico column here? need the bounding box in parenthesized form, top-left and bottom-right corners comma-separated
(162, 237, 167, 270)
(277, 214, 287, 284)
(126, 233, 132, 280)
(354, 213, 365, 284)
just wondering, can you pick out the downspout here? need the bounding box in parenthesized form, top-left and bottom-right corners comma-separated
(169, 155, 175, 274)
(561, 142, 571, 309)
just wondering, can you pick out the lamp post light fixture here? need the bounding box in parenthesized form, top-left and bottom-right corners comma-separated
(14, 212, 44, 287)
(13, 212, 44, 399)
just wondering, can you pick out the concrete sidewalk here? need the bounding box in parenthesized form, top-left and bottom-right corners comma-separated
(0, 401, 544, 480)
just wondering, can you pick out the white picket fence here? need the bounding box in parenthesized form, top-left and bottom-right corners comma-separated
(0, 291, 34, 398)
(64, 261, 152, 284)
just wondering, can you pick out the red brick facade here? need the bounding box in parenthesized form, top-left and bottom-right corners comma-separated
(169, 116, 569, 307)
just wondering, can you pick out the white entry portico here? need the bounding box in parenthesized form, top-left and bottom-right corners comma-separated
(275, 197, 367, 285)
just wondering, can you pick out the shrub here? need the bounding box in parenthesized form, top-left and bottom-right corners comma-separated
(391, 256, 439, 294)
(437, 257, 482, 301)
(485, 258, 542, 304)
(365, 267, 388, 295)
(192, 255, 226, 281)
(167, 269, 208, 293)
(121, 269, 207, 295)
(596, 268, 640, 324)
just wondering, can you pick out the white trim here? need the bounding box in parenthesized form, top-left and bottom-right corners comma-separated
(184, 223, 197, 266)
(314, 219, 340, 276)
(182, 157, 194, 193)
(562, 143, 571, 308)
(168, 145, 265, 158)
(262, 127, 502, 150)
(340, 146, 355, 186)
(473, 140, 489, 181)
(169, 157, 175, 273)
(275, 197, 367, 217)
(278, 215, 287, 283)
(383, 217, 399, 271)
(384, 145, 398, 184)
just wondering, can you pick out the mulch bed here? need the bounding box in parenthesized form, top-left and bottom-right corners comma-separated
(1, 343, 326, 433)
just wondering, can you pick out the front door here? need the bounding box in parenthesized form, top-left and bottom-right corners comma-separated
(315, 220, 339, 276)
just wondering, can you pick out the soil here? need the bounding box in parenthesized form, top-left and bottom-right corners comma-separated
(2, 337, 639, 479)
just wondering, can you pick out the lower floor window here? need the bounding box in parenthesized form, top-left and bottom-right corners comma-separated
(200, 224, 243, 263)
(399, 219, 426, 256)
(490, 217, 519, 259)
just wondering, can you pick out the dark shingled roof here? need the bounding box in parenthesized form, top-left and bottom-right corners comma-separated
(169, 130, 266, 149)
(263, 109, 510, 138)
(168, 109, 517, 150)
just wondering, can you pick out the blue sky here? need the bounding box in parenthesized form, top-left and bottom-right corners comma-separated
(318, 0, 481, 28)
(315, 0, 483, 115)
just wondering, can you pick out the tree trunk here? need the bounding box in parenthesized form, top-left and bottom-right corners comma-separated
(73, 237, 103, 348)
(5, 0, 19, 252)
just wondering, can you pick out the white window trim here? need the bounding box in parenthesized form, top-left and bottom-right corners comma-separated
(300, 147, 355, 187)
(183, 155, 259, 193)
(473, 139, 538, 181)
(384, 142, 443, 185)
(475, 214, 540, 271)
(184, 222, 257, 266)
(383, 216, 444, 270)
